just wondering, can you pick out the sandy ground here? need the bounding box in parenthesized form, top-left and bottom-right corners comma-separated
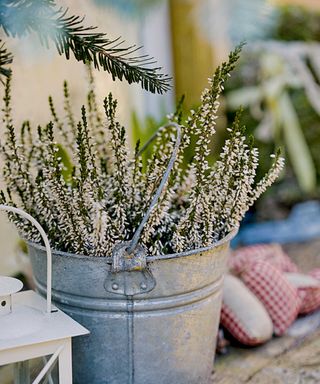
(213, 313, 320, 383)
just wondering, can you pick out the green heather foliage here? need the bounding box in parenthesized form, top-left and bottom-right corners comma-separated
(0, 47, 284, 256)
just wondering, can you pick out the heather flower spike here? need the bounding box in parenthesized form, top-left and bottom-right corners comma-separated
(0, 45, 284, 256)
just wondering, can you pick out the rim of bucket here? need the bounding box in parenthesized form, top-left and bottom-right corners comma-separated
(26, 227, 238, 264)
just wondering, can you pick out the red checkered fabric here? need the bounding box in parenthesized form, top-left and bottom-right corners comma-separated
(240, 260, 301, 336)
(300, 270, 320, 314)
(299, 287, 320, 314)
(310, 268, 320, 281)
(220, 275, 273, 346)
(229, 244, 298, 275)
(220, 304, 264, 346)
(285, 272, 320, 315)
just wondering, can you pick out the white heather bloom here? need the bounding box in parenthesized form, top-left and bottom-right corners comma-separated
(1, 46, 284, 257)
(248, 155, 285, 207)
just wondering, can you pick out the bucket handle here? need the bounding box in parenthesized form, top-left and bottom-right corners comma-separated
(111, 122, 182, 273)
(128, 122, 182, 254)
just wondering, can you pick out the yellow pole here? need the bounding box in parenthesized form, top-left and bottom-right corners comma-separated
(169, 0, 215, 109)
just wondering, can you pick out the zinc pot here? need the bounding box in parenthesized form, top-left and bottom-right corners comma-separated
(28, 230, 235, 384)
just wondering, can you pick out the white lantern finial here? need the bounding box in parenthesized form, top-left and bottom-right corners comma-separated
(0, 276, 23, 315)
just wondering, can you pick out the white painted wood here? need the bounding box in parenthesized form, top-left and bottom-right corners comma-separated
(32, 345, 64, 384)
(0, 276, 23, 296)
(1, 340, 65, 366)
(0, 291, 89, 352)
(1, 340, 72, 383)
(0, 276, 23, 317)
(0, 294, 11, 315)
(0, 291, 89, 383)
(42, 356, 55, 384)
(58, 339, 73, 384)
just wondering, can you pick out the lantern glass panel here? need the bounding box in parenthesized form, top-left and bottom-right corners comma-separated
(0, 355, 59, 384)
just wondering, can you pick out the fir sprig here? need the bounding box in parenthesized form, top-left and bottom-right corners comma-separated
(0, 0, 171, 93)
(0, 40, 13, 84)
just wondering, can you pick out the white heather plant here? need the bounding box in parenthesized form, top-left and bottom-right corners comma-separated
(0, 46, 284, 257)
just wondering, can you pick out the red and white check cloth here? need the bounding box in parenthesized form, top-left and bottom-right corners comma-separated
(220, 275, 273, 346)
(299, 268, 320, 314)
(310, 268, 320, 281)
(229, 244, 298, 275)
(220, 304, 262, 346)
(298, 288, 320, 314)
(240, 260, 301, 336)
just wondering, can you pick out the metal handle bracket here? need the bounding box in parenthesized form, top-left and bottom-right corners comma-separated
(108, 243, 155, 296)
(111, 242, 147, 273)
(107, 123, 181, 296)
(105, 270, 156, 296)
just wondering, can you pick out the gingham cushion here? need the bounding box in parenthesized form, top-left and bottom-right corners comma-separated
(302, 268, 320, 314)
(240, 260, 301, 336)
(285, 272, 320, 315)
(310, 268, 320, 281)
(229, 244, 298, 274)
(305, 268, 320, 314)
(220, 275, 273, 346)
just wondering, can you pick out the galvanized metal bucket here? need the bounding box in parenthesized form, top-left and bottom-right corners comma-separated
(28, 123, 236, 384)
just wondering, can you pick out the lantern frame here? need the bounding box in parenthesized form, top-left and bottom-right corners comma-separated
(0, 204, 89, 384)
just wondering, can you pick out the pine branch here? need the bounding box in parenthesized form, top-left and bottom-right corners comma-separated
(0, 0, 171, 93)
(0, 40, 13, 83)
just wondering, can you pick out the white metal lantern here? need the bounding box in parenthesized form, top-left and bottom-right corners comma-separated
(0, 205, 89, 384)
